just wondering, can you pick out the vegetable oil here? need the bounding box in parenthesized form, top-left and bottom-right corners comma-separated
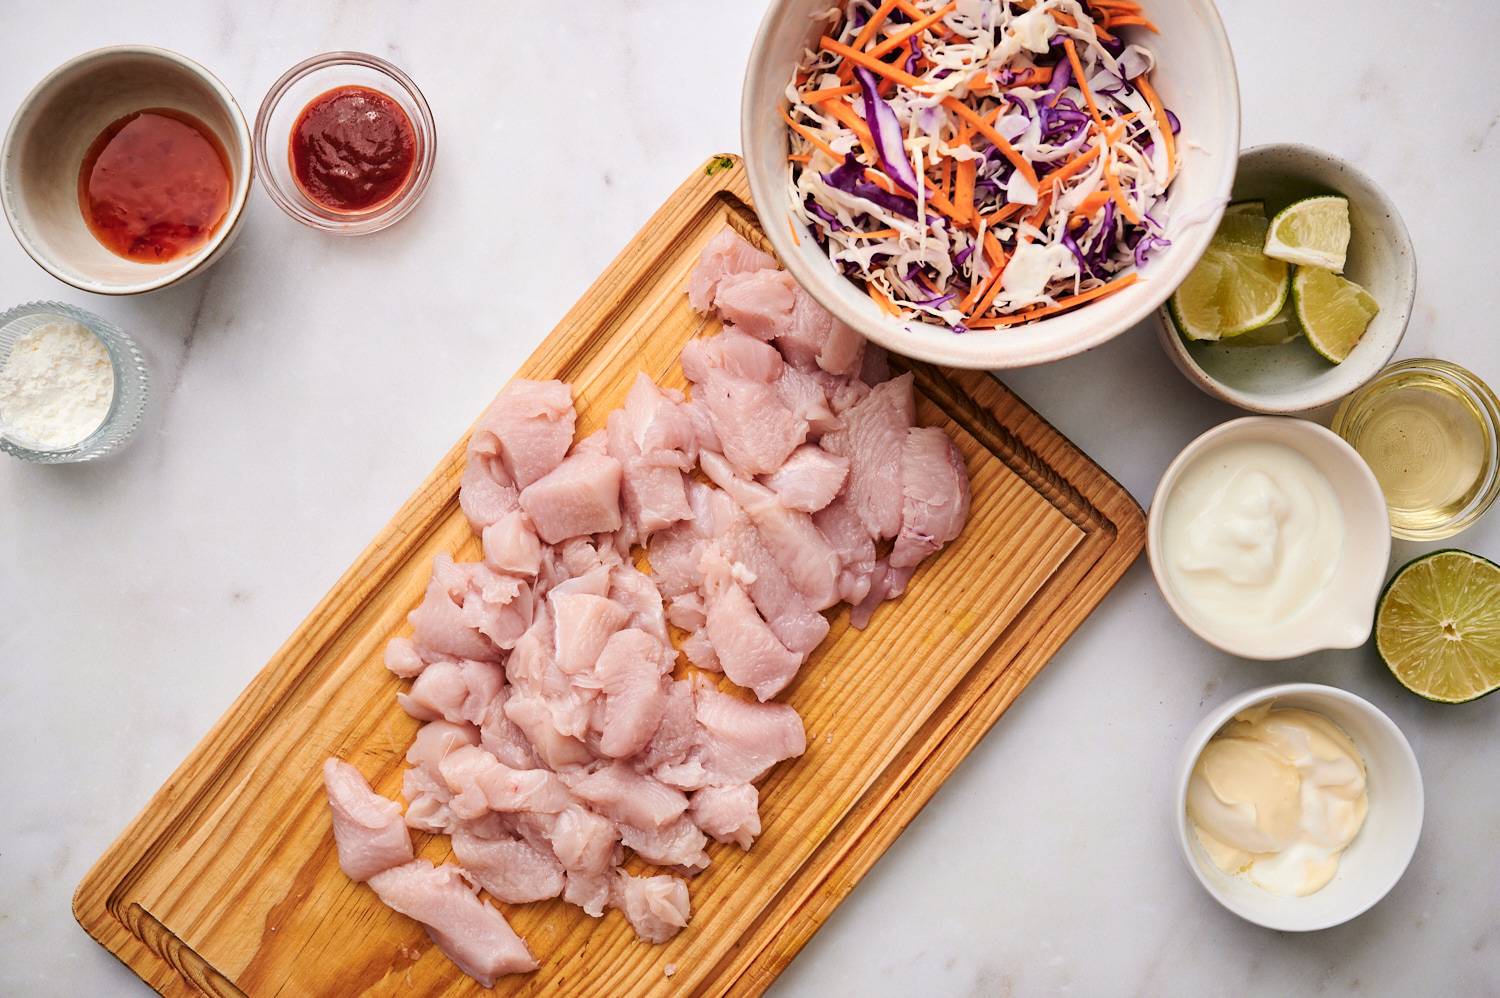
(1333, 359, 1500, 540)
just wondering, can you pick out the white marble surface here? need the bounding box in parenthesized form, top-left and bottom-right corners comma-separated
(3, 2, 1497, 995)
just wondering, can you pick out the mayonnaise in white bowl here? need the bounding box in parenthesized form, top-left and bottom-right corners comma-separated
(1147, 417, 1390, 659)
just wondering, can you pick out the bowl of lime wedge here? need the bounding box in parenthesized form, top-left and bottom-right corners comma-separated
(1156, 143, 1415, 413)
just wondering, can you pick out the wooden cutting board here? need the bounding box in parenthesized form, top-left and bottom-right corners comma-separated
(74, 157, 1144, 997)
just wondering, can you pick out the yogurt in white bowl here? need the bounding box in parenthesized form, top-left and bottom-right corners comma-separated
(1147, 416, 1390, 659)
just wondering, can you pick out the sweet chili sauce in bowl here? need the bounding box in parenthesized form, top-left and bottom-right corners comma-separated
(78, 107, 232, 262)
(254, 53, 434, 234)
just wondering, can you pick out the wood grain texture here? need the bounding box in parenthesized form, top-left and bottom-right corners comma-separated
(74, 157, 1145, 998)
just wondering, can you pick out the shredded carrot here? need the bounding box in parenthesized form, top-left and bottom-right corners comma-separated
(954, 156, 977, 225)
(966, 272, 1140, 327)
(820, 35, 924, 88)
(940, 98, 1040, 191)
(1134, 74, 1176, 183)
(787, 214, 801, 246)
(855, 228, 903, 239)
(894, 0, 960, 41)
(852, 0, 901, 52)
(1067, 191, 1113, 223)
(820, 99, 877, 152)
(866, 1, 958, 60)
(789, 153, 812, 165)
(1062, 39, 1105, 130)
(1106, 14, 1159, 32)
(802, 84, 861, 103)
(867, 284, 901, 316)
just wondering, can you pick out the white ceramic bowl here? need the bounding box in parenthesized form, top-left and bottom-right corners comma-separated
(1175, 683, 1423, 931)
(1147, 416, 1391, 659)
(1, 46, 253, 295)
(1157, 143, 1416, 411)
(742, 0, 1241, 369)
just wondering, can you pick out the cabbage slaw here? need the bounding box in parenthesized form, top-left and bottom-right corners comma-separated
(784, 0, 1180, 331)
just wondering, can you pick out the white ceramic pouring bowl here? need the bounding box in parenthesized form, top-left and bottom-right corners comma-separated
(1175, 683, 1423, 931)
(1147, 416, 1391, 659)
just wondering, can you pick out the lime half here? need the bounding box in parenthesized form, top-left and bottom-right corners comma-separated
(1294, 266, 1379, 363)
(1265, 195, 1351, 271)
(1376, 550, 1500, 703)
(1170, 214, 1290, 341)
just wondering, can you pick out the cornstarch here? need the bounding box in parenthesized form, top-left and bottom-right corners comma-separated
(0, 318, 115, 449)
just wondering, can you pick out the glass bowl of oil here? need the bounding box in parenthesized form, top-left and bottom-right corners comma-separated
(1332, 359, 1500, 540)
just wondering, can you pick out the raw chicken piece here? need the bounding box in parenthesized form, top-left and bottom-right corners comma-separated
(608, 564, 671, 644)
(700, 548, 805, 701)
(566, 761, 689, 829)
(438, 745, 501, 820)
(848, 559, 917, 630)
(813, 492, 879, 606)
(641, 680, 700, 771)
(820, 373, 914, 539)
(451, 826, 564, 904)
(619, 815, 710, 872)
(692, 682, 807, 785)
(611, 872, 691, 944)
(701, 451, 840, 612)
(683, 396, 722, 454)
(680, 628, 720, 670)
(479, 694, 539, 771)
(774, 365, 841, 438)
(410, 556, 532, 660)
(691, 784, 761, 849)
(621, 373, 699, 460)
(591, 628, 670, 758)
(470, 379, 576, 490)
(760, 445, 849, 513)
(550, 593, 629, 675)
(402, 766, 456, 834)
(503, 695, 593, 769)
(891, 427, 971, 569)
(716, 512, 830, 654)
(475, 764, 573, 813)
(367, 860, 539, 984)
(606, 381, 694, 540)
(406, 720, 481, 777)
(527, 804, 622, 916)
(322, 758, 413, 882)
(518, 451, 623, 544)
(711, 268, 797, 340)
(458, 455, 519, 533)
(482, 510, 542, 577)
(383, 636, 427, 679)
(688, 227, 776, 313)
(681, 326, 785, 384)
(774, 284, 865, 378)
(398, 659, 504, 727)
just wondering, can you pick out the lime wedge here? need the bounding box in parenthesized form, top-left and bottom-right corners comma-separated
(1225, 200, 1267, 218)
(1293, 266, 1379, 363)
(1265, 195, 1351, 271)
(1222, 314, 1301, 347)
(1376, 550, 1500, 703)
(1169, 213, 1290, 341)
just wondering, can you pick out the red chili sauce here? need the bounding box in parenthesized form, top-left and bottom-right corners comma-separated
(78, 108, 232, 263)
(289, 86, 416, 213)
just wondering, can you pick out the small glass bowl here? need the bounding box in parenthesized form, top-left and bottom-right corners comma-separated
(0, 301, 150, 463)
(253, 51, 436, 235)
(1332, 358, 1500, 541)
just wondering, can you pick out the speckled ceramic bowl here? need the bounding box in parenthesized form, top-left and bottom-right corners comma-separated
(1157, 143, 1415, 412)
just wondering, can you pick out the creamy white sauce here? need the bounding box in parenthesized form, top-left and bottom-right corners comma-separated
(1187, 703, 1369, 896)
(1161, 439, 1343, 629)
